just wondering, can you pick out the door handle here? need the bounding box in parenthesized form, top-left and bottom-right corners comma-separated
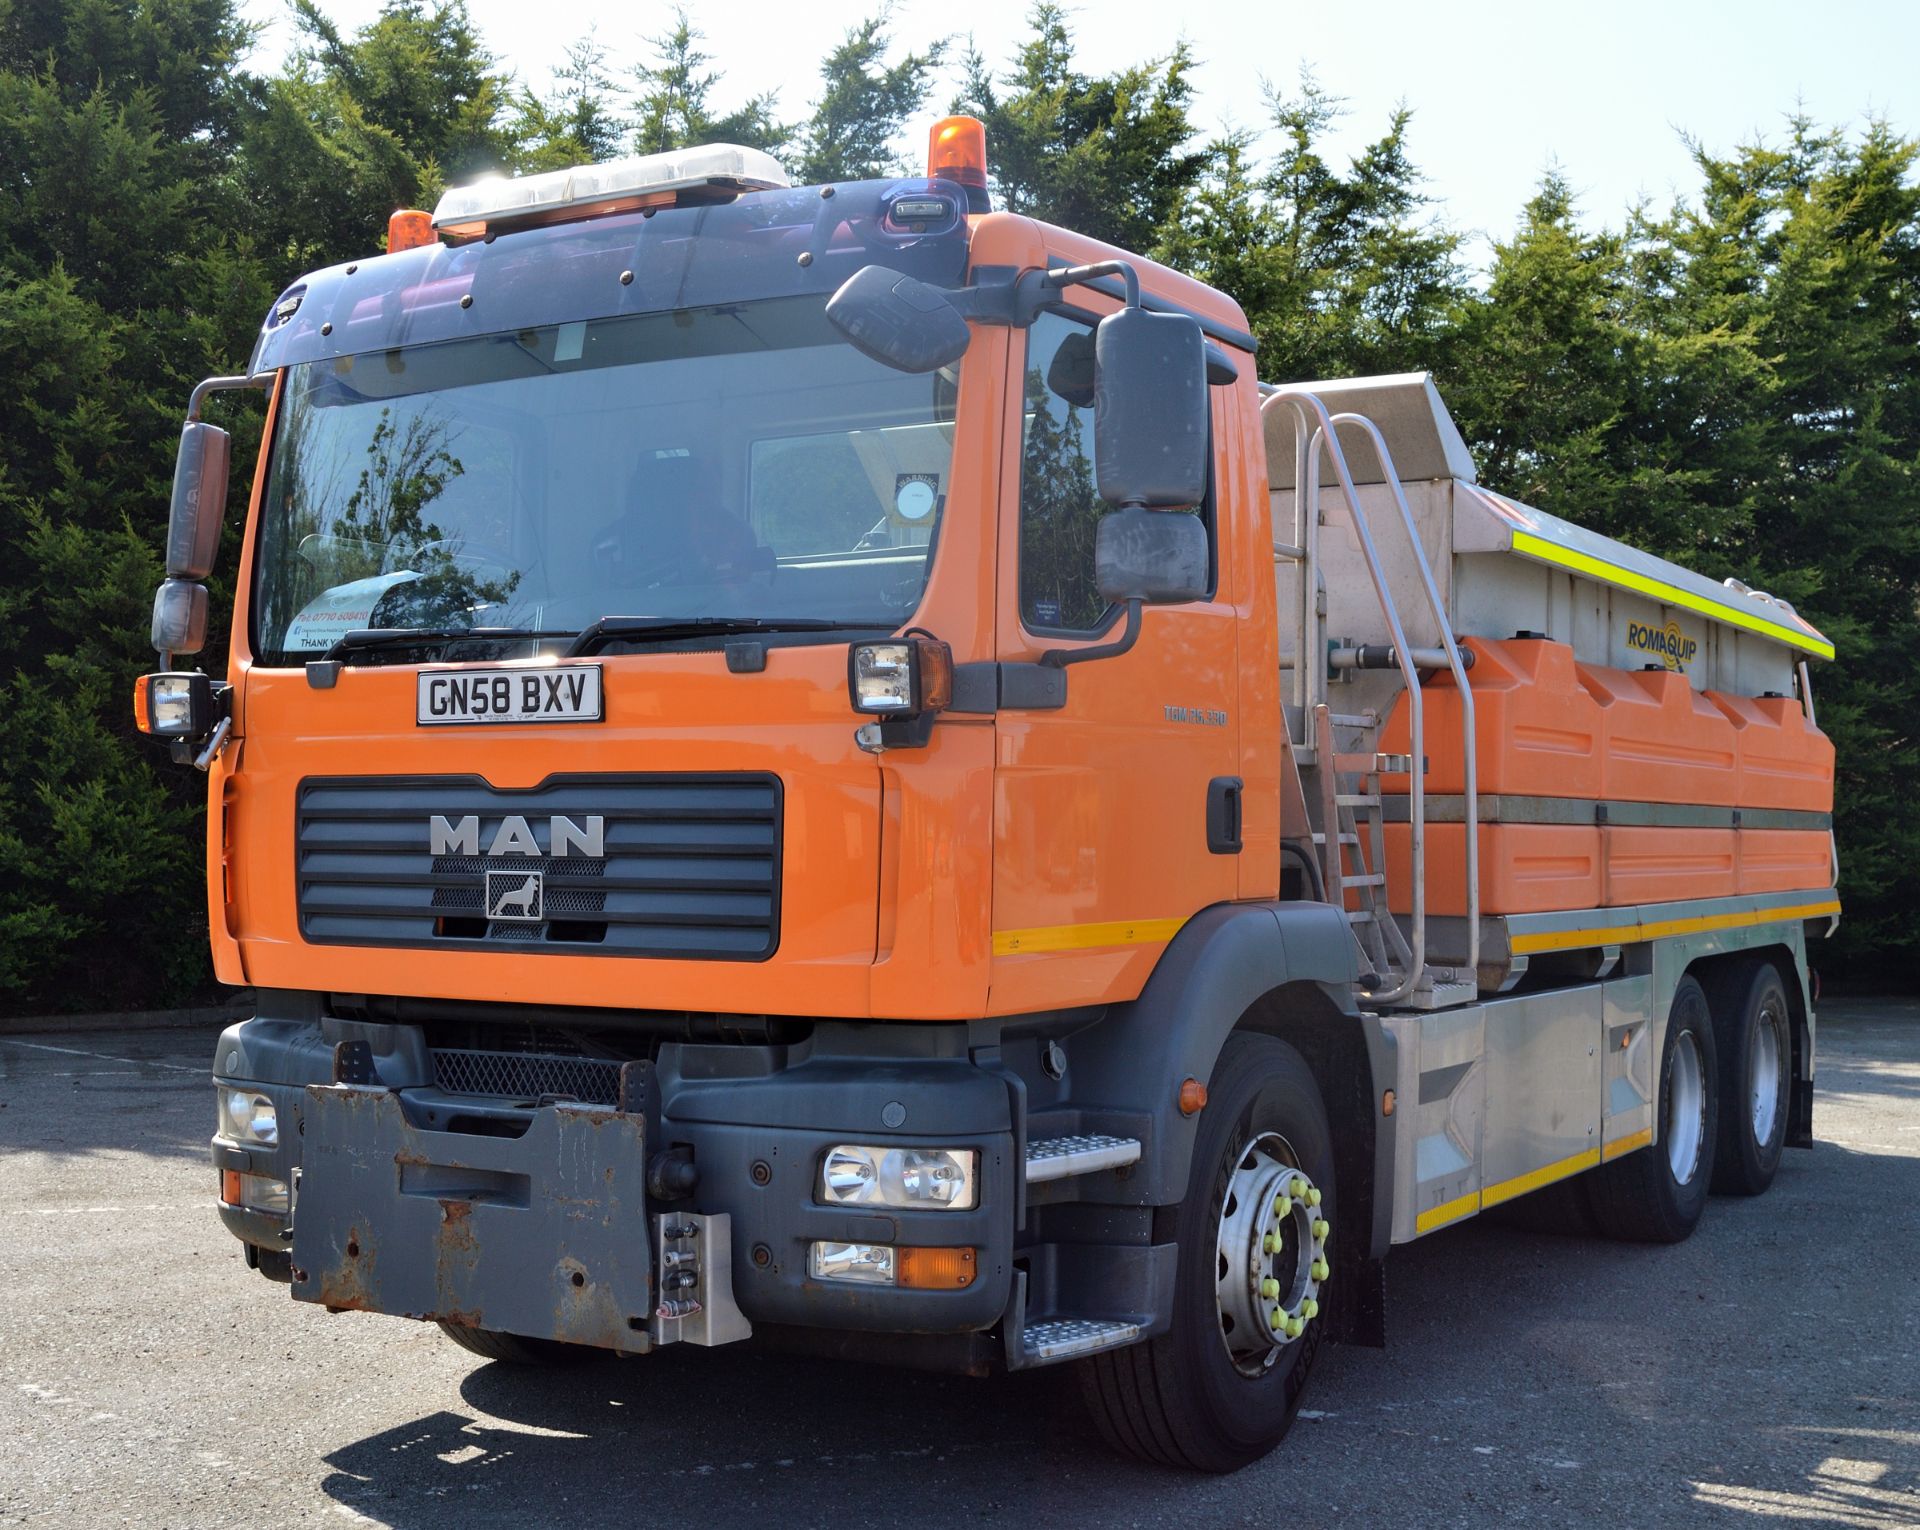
(1207, 776, 1243, 854)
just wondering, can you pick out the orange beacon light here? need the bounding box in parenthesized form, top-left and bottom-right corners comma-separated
(927, 116, 990, 212)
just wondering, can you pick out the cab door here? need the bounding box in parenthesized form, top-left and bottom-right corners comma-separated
(987, 303, 1242, 1016)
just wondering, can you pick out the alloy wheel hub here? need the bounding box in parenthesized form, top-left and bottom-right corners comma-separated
(1215, 1131, 1329, 1372)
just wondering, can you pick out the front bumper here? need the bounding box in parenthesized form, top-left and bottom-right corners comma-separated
(211, 1010, 1018, 1348)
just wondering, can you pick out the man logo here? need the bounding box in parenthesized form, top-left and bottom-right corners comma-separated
(486, 869, 543, 922)
(429, 814, 606, 858)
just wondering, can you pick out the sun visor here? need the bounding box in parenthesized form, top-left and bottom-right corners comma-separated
(249, 179, 972, 376)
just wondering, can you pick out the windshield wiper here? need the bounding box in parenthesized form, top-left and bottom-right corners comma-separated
(322, 626, 574, 664)
(565, 616, 867, 658)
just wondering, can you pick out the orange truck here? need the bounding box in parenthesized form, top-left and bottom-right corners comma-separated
(140, 117, 1838, 1472)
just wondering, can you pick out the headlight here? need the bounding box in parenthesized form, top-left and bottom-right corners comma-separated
(216, 1087, 278, 1146)
(819, 1145, 977, 1210)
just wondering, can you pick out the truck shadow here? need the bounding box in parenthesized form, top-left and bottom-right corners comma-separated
(318, 1346, 1137, 1525)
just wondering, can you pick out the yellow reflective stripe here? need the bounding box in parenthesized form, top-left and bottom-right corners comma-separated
(1508, 899, 1840, 957)
(1414, 1188, 1480, 1235)
(1480, 1146, 1603, 1209)
(1602, 1126, 1654, 1163)
(1509, 530, 1835, 660)
(992, 916, 1189, 957)
(1417, 1146, 1607, 1236)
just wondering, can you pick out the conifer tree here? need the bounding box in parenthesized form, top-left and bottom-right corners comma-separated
(792, 13, 945, 184)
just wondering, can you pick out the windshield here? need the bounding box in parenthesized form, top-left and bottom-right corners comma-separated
(250, 295, 957, 662)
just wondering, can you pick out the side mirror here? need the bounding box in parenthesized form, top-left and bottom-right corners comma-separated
(1095, 506, 1208, 605)
(1093, 307, 1208, 510)
(166, 421, 232, 579)
(151, 578, 209, 655)
(826, 264, 972, 374)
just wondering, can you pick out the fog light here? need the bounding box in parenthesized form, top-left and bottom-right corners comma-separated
(135, 671, 216, 738)
(809, 1241, 896, 1285)
(219, 1170, 289, 1216)
(847, 638, 952, 717)
(849, 642, 915, 713)
(819, 1145, 977, 1210)
(216, 1087, 278, 1146)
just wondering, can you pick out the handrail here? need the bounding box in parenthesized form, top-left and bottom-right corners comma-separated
(1262, 388, 1425, 1001)
(1328, 412, 1479, 986)
(1259, 387, 1482, 1000)
(1799, 658, 1840, 892)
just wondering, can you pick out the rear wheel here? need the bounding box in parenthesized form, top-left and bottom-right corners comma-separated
(1586, 975, 1718, 1243)
(1078, 1032, 1335, 1473)
(435, 1320, 599, 1365)
(1707, 962, 1792, 1196)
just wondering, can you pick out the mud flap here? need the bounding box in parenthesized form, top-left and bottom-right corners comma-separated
(291, 1084, 655, 1354)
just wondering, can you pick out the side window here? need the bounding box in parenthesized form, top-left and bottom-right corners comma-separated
(1018, 309, 1212, 631)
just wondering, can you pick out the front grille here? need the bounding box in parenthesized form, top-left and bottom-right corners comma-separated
(296, 773, 781, 960)
(431, 1047, 622, 1105)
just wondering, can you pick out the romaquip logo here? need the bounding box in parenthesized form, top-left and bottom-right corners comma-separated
(1626, 619, 1698, 672)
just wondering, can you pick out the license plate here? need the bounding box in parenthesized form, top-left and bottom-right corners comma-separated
(417, 665, 603, 725)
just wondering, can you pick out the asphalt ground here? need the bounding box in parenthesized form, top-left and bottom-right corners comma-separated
(1, 999, 1916, 1529)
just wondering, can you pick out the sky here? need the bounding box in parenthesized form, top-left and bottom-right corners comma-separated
(239, 0, 1920, 263)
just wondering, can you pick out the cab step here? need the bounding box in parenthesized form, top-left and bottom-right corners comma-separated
(1019, 1316, 1143, 1363)
(1025, 1133, 1142, 1184)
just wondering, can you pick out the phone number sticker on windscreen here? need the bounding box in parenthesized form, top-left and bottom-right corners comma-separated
(417, 666, 604, 725)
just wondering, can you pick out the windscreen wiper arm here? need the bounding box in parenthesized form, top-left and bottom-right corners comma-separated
(565, 616, 863, 658)
(321, 626, 573, 663)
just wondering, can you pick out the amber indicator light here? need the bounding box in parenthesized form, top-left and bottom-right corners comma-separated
(897, 1245, 976, 1289)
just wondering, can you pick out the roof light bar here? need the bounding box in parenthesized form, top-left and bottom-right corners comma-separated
(432, 144, 791, 238)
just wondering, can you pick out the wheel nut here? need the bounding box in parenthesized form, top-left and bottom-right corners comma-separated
(1286, 1316, 1304, 1338)
(1263, 1232, 1278, 1254)
(1307, 1187, 1322, 1207)
(1311, 1218, 1330, 1240)
(1273, 1194, 1289, 1213)
(1260, 1277, 1279, 1299)
(1311, 1258, 1330, 1281)
(1290, 1177, 1307, 1197)
(1301, 1297, 1318, 1319)
(1269, 1308, 1283, 1330)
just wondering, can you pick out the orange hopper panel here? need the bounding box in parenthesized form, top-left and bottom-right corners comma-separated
(1385, 823, 1602, 917)
(1576, 665, 1738, 806)
(1708, 691, 1835, 812)
(1603, 827, 1738, 905)
(1738, 830, 1833, 894)
(1380, 637, 1603, 798)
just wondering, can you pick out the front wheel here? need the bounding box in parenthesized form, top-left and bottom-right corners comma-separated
(1078, 1032, 1335, 1473)
(435, 1320, 598, 1365)
(1586, 974, 1719, 1243)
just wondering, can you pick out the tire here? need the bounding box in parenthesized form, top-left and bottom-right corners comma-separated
(1078, 1032, 1336, 1473)
(435, 1320, 599, 1365)
(1585, 975, 1718, 1243)
(249, 1246, 293, 1284)
(1705, 961, 1792, 1196)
